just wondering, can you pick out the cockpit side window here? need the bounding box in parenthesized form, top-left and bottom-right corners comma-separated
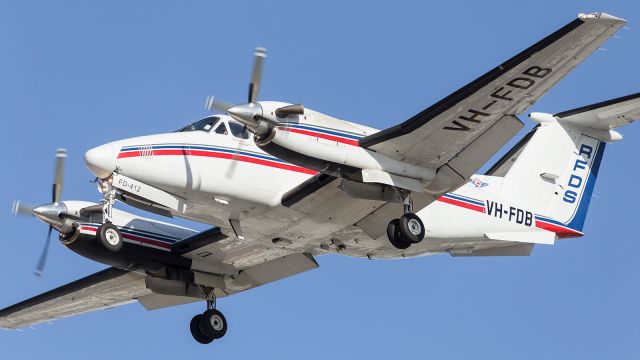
(176, 116, 220, 132)
(214, 122, 229, 135)
(228, 121, 251, 139)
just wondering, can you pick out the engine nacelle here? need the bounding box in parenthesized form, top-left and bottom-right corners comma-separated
(253, 102, 437, 191)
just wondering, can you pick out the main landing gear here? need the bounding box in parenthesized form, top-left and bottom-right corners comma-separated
(387, 195, 425, 250)
(190, 289, 228, 344)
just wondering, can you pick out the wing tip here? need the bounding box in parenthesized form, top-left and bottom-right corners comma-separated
(578, 12, 627, 23)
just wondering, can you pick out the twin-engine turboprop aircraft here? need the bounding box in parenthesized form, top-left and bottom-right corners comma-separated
(1, 12, 638, 344)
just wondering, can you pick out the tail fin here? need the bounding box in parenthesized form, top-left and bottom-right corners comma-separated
(495, 93, 639, 237)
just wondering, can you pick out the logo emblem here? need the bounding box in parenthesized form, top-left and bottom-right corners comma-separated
(469, 178, 488, 188)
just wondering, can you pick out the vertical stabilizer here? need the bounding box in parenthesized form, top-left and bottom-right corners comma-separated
(497, 93, 638, 237)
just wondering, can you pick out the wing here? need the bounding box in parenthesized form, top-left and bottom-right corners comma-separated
(277, 14, 626, 244)
(0, 253, 319, 328)
(360, 12, 625, 188)
(0, 267, 151, 329)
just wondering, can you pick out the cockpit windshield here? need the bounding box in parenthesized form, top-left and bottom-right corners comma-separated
(176, 116, 220, 132)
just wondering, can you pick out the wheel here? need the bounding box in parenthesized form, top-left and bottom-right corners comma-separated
(200, 309, 228, 339)
(387, 219, 411, 250)
(398, 213, 425, 243)
(97, 222, 123, 252)
(190, 314, 214, 344)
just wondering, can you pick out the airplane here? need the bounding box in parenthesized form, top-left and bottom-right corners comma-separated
(1, 12, 637, 344)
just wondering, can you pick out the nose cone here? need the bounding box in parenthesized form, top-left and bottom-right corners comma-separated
(227, 103, 263, 130)
(85, 143, 119, 179)
(33, 202, 67, 227)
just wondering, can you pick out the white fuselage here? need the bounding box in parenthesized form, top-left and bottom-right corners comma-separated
(85, 110, 559, 261)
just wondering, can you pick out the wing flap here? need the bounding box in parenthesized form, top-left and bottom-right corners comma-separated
(446, 115, 524, 179)
(137, 294, 200, 311)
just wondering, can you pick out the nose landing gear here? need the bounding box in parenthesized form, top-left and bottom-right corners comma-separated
(190, 288, 229, 344)
(93, 177, 124, 252)
(387, 195, 425, 250)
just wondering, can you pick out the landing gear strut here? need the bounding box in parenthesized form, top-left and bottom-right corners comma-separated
(190, 288, 228, 344)
(97, 178, 116, 224)
(95, 178, 123, 252)
(387, 192, 425, 250)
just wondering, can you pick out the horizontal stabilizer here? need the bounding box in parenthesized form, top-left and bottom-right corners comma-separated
(485, 231, 555, 245)
(555, 92, 640, 130)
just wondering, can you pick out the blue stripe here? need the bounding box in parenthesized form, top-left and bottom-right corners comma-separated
(535, 141, 606, 232)
(187, 146, 286, 163)
(120, 144, 286, 164)
(566, 141, 606, 232)
(283, 123, 363, 140)
(443, 193, 484, 206)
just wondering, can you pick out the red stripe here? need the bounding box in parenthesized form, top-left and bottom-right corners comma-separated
(437, 196, 485, 213)
(278, 127, 361, 146)
(118, 149, 317, 175)
(117, 151, 140, 158)
(437, 197, 583, 238)
(535, 221, 582, 238)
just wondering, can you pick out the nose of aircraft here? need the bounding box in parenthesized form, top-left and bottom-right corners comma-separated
(85, 143, 119, 179)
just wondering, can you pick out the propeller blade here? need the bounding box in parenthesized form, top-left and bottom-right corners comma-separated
(34, 226, 53, 277)
(52, 148, 67, 203)
(12, 200, 34, 217)
(205, 95, 233, 113)
(248, 47, 267, 104)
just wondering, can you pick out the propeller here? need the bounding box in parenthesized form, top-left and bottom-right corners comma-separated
(203, 48, 268, 179)
(12, 148, 68, 277)
(204, 47, 304, 122)
(203, 48, 304, 177)
(204, 47, 268, 114)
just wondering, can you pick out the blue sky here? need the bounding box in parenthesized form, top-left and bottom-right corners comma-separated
(1, 1, 639, 358)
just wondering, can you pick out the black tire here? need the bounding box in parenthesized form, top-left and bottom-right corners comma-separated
(97, 222, 123, 252)
(200, 309, 228, 339)
(190, 314, 214, 344)
(387, 219, 411, 250)
(398, 213, 425, 243)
